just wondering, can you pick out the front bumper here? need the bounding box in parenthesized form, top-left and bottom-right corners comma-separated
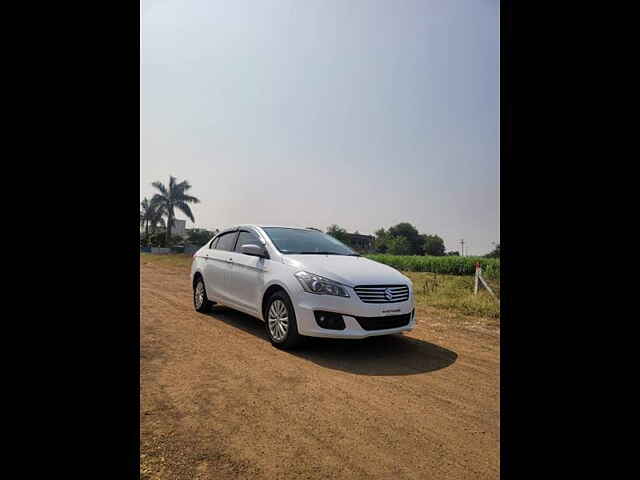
(292, 288, 416, 339)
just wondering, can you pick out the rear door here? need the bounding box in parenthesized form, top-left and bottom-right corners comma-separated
(201, 236, 218, 296)
(225, 229, 268, 314)
(204, 230, 238, 301)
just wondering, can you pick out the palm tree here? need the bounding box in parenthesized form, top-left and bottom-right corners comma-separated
(150, 176, 200, 244)
(140, 198, 151, 235)
(140, 197, 166, 236)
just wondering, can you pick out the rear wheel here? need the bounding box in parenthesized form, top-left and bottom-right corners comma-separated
(265, 291, 302, 349)
(194, 277, 214, 313)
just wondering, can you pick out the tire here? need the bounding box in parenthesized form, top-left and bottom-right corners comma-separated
(193, 276, 214, 313)
(265, 290, 302, 349)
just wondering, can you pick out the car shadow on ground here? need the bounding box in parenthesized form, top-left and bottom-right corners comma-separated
(205, 306, 458, 376)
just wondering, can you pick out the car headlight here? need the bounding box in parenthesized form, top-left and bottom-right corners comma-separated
(294, 271, 350, 297)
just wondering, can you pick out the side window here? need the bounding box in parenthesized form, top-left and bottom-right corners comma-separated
(209, 237, 219, 249)
(216, 232, 239, 252)
(235, 230, 261, 252)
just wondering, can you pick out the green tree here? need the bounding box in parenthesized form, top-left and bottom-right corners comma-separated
(373, 228, 389, 253)
(485, 243, 500, 258)
(423, 234, 445, 256)
(187, 228, 214, 246)
(326, 224, 349, 243)
(147, 231, 167, 248)
(387, 236, 412, 255)
(151, 176, 200, 245)
(140, 197, 165, 236)
(387, 222, 424, 255)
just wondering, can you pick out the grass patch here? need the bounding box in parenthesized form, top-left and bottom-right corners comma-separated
(140, 252, 192, 269)
(406, 271, 500, 319)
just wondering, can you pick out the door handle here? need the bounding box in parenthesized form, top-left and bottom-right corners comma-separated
(227, 258, 233, 263)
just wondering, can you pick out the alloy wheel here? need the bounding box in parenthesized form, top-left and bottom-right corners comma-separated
(195, 281, 205, 309)
(268, 299, 289, 342)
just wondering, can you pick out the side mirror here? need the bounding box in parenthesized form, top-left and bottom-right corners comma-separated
(240, 244, 268, 258)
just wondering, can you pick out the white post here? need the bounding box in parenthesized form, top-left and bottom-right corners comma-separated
(478, 272, 499, 302)
(474, 262, 479, 295)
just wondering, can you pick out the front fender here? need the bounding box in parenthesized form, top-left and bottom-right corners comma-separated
(190, 254, 205, 286)
(259, 277, 300, 321)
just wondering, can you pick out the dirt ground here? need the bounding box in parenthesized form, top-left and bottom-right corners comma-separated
(140, 256, 500, 479)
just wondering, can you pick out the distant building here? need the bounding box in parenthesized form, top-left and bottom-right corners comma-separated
(148, 218, 188, 238)
(343, 233, 375, 252)
(171, 219, 186, 237)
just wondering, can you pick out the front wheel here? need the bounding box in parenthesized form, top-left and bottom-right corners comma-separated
(194, 277, 214, 313)
(265, 291, 302, 349)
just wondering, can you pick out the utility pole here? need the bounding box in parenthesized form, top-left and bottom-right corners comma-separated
(460, 239, 465, 257)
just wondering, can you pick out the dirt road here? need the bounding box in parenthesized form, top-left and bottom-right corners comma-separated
(141, 257, 499, 479)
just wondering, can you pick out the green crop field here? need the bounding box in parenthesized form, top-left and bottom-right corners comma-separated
(365, 254, 500, 280)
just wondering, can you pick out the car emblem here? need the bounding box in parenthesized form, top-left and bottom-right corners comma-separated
(384, 288, 394, 301)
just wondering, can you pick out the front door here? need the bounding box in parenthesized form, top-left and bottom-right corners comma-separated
(225, 229, 267, 314)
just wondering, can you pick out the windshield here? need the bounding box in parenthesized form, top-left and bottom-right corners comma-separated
(262, 227, 358, 255)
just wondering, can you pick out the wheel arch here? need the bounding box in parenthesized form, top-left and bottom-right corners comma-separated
(192, 270, 204, 288)
(261, 282, 291, 321)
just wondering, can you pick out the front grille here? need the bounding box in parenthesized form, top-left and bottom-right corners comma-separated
(354, 311, 413, 331)
(353, 285, 410, 303)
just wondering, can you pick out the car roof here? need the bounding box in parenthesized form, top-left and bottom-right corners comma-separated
(214, 225, 318, 237)
(220, 225, 316, 231)
(216, 223, 314, 236)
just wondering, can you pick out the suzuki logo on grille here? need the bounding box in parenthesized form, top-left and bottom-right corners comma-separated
(384, 288, 394, 301)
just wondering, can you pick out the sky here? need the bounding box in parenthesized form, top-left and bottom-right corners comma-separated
(141, 0, 499, 255)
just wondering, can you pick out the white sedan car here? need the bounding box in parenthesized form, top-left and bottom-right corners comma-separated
(190, 225, 416, 349)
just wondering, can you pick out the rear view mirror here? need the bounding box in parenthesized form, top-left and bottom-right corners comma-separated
(240, 244, 268, 258)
